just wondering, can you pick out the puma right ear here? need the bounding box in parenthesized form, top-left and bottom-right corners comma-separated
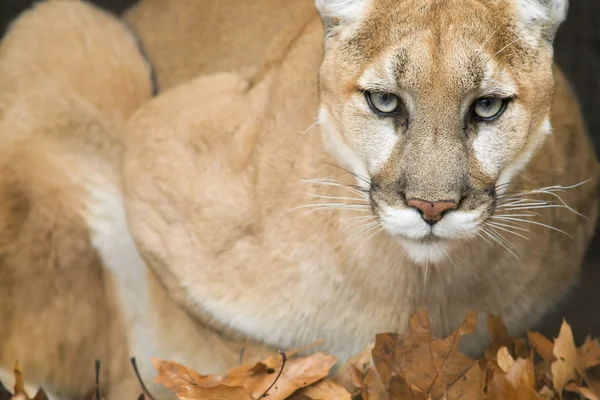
(515, 0, 569, 42)
(315, 0, 368, 30)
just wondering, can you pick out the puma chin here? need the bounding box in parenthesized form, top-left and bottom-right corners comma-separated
(317, 0, 559, 264)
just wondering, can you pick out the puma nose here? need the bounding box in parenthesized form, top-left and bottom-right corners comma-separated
(407, 199, 458, 225)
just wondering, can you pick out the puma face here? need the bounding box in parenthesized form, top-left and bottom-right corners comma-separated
(316, 0, 567, 263)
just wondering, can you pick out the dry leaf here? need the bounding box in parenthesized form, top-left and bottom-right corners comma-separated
(489, 355, 544, 400)
(293, 379, 351, 399)
(155, 351, 336, 400)
(565, 382, 600, 400)
(497, 347, 515, 373)
(528, 331, 555, 363)
(484, 314, 529, 362)
(361, 367, 389, 400)
(332, 343, 373, 397)
(551, 320, 581, 394)
(175, 385, 254, 400)
(372, 310, 483, 400)
(152, 358, 208, 389)
(580, 337, 600, 370)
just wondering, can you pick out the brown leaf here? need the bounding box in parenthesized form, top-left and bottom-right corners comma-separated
(565, 382, 600, 400)
(372, 310, 481, 400)
(484, 314, 529, 362)
(443, 363, 487, 400)
(152, 358, 208, 389)
(175, 385, 254, 400)
(528, 331, 555, 363)
(293, 379, 352, 399)
(489, 355, 544, 400)
(487, 314, 508, 343)
(154, 351, 336, 400)
(580, 337, 600, 370)
(497, 347, 515, 373)
(551, 320, 581, 394)
(333, 343, 374, 397)
(362, 367, 389, 400)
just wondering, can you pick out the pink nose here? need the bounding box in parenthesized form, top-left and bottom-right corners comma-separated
(407, 199, 458, 224)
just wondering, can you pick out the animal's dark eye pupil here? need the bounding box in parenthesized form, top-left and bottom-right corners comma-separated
(480, 99, 491, 109)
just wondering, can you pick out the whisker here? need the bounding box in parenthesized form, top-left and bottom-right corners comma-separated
(490, 216, 573, 240)
(497, 204, 572, 212)
(325, 162, 372, 185)
(485, 222, 530, 240)
(343, 220, 380, 238)
(284, 203, 371, 217)
(480, 228, 520, 260)
(305, 193, 369, 203)
(485, 221, 530, 232)
(493, 212, 540, 218)
(339, 215, 378, 223)
(296, 120, 319, 143)
(301, 179, 368, 198)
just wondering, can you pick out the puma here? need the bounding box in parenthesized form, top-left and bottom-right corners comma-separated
(0, 0, 598, 398)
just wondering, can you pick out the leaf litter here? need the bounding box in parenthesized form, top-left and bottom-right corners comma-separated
(3, 311, 600, 399)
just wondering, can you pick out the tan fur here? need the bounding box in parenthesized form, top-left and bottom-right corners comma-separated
(123, 0, 599, 370)
(0, 2, 270, 398)
(0, 0, 598, 398)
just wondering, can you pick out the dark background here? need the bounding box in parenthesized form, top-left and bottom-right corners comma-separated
(1, 0, 599, 341)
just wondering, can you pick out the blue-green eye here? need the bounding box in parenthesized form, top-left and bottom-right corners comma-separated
(473, 97, 507, 120)
(367, 92, 400, 114)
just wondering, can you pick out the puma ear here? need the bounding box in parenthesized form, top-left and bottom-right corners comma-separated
(315, 0, 368, 30)
(515, 0, 568, 41)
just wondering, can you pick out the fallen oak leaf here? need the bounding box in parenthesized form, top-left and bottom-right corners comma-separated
(527, 331, 555, 363)
(332, 343, 373, 396)
(580, 337, 600, 370)
(361, 367, 390, 400)
(551, 319, 581, 395)
(372, 310, 483, 400)
(154, 350, 336, 400)
(489, 355, 544, 400)
(291, 379, 351, 400)
(564, 382, 600, 400)
(496, 347, 515, 373)
(175, 385, 254, 400)
(152, 358, 208, 389)
(484, 314, 529, 363)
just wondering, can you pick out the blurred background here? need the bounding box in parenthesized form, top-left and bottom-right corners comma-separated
(1, 0, 599, 341)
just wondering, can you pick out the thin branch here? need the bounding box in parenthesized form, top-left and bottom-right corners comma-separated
(130, 358, 157, 400)
(259, 351, 287, 399)
(95, 360, 100, 400)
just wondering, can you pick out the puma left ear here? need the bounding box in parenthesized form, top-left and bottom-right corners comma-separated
(315, 0, 368, 31)
(515, 0, 569, 42)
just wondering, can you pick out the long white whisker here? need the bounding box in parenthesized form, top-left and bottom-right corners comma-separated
(485, 221, 530, 232)
(301, 179, 368, 198)
(486, 222, 530, 240)
(490, 216, 573, 239)
(480, 228, 520, 260)
(305, 193, 369, 202)
(343, 220, 380, 238)
(497, 205, 572, 212)
(339, 215, 378, 223)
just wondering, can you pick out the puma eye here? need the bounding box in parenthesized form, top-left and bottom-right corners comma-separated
(472, 97, 507, 120)
(366, 92, 401, 114)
